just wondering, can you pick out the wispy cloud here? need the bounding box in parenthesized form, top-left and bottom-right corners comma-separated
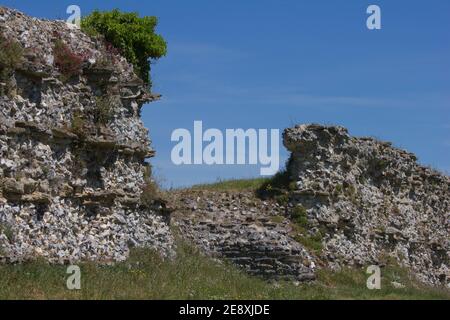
(158, 83, 403, 108)
(168, 42, 248, 60)
(153, 70, 450, 111)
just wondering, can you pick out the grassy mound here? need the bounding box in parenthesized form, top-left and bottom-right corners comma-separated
(187, 172, 293, 198)
(189, 178, 270, 192)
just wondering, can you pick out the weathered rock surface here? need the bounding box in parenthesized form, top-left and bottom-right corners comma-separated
(283, 124, 449, 286)
(172, 190, 316, 281)
(0, 7, 174, 263)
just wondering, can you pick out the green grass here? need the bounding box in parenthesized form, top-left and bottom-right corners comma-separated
(294, 234, 324, 253)
(189, 178, 270, 192)
(187, 173, 293, 194)
(0, 243, 448, 300)
(270, 215, 285, 224)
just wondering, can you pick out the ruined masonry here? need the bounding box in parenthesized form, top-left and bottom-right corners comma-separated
(173, 190, 316, 281)
(174, 125, 449, 286)
(283, 124, 449, 286)
(0, 8, 449, 288)
(0, 7, 174, 262)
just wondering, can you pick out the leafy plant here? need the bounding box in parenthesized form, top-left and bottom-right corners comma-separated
(270, 215, 285, 224)
(0, 35, 23, 74)
(93, 96, 113, 125)
(290, 205, 324, 252)
(334, 184, 343, 194)
(275, 194, 289, 205)
(141, 180, 160, 208)
(0, 35, 23, 96)
(143, 165, 152, 183)
(288, 181, 298, 191)
(291, 205, 308, 228)
(0, 222, 14, 242)
(295, 232, 324, 253)
(81, 9, 167, 86)
(71, 112, 87, 139)
(257, 170, 291, 198)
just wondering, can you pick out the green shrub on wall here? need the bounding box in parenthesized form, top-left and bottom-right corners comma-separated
(0, 35, 23, 89)
(0, 35, 23, 73)
(81, 9, 167, 87)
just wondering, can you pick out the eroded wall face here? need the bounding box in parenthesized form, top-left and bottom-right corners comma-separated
(0, 7, 174, 263)
(283, 124, 450, 286)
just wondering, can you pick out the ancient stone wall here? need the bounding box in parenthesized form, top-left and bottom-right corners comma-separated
(172, 126, 449, 287)
(173, 190, 316, 281)
(283, 124, 450, 286)
(0, 7, 174, 263)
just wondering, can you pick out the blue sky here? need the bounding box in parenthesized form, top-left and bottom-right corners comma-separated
(3, 0, 449, 188)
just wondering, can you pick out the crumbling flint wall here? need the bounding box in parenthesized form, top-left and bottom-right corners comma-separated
(0, 7, 174, 263)
(284, 124, 450, 286)
(175, 190, 316, 282)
